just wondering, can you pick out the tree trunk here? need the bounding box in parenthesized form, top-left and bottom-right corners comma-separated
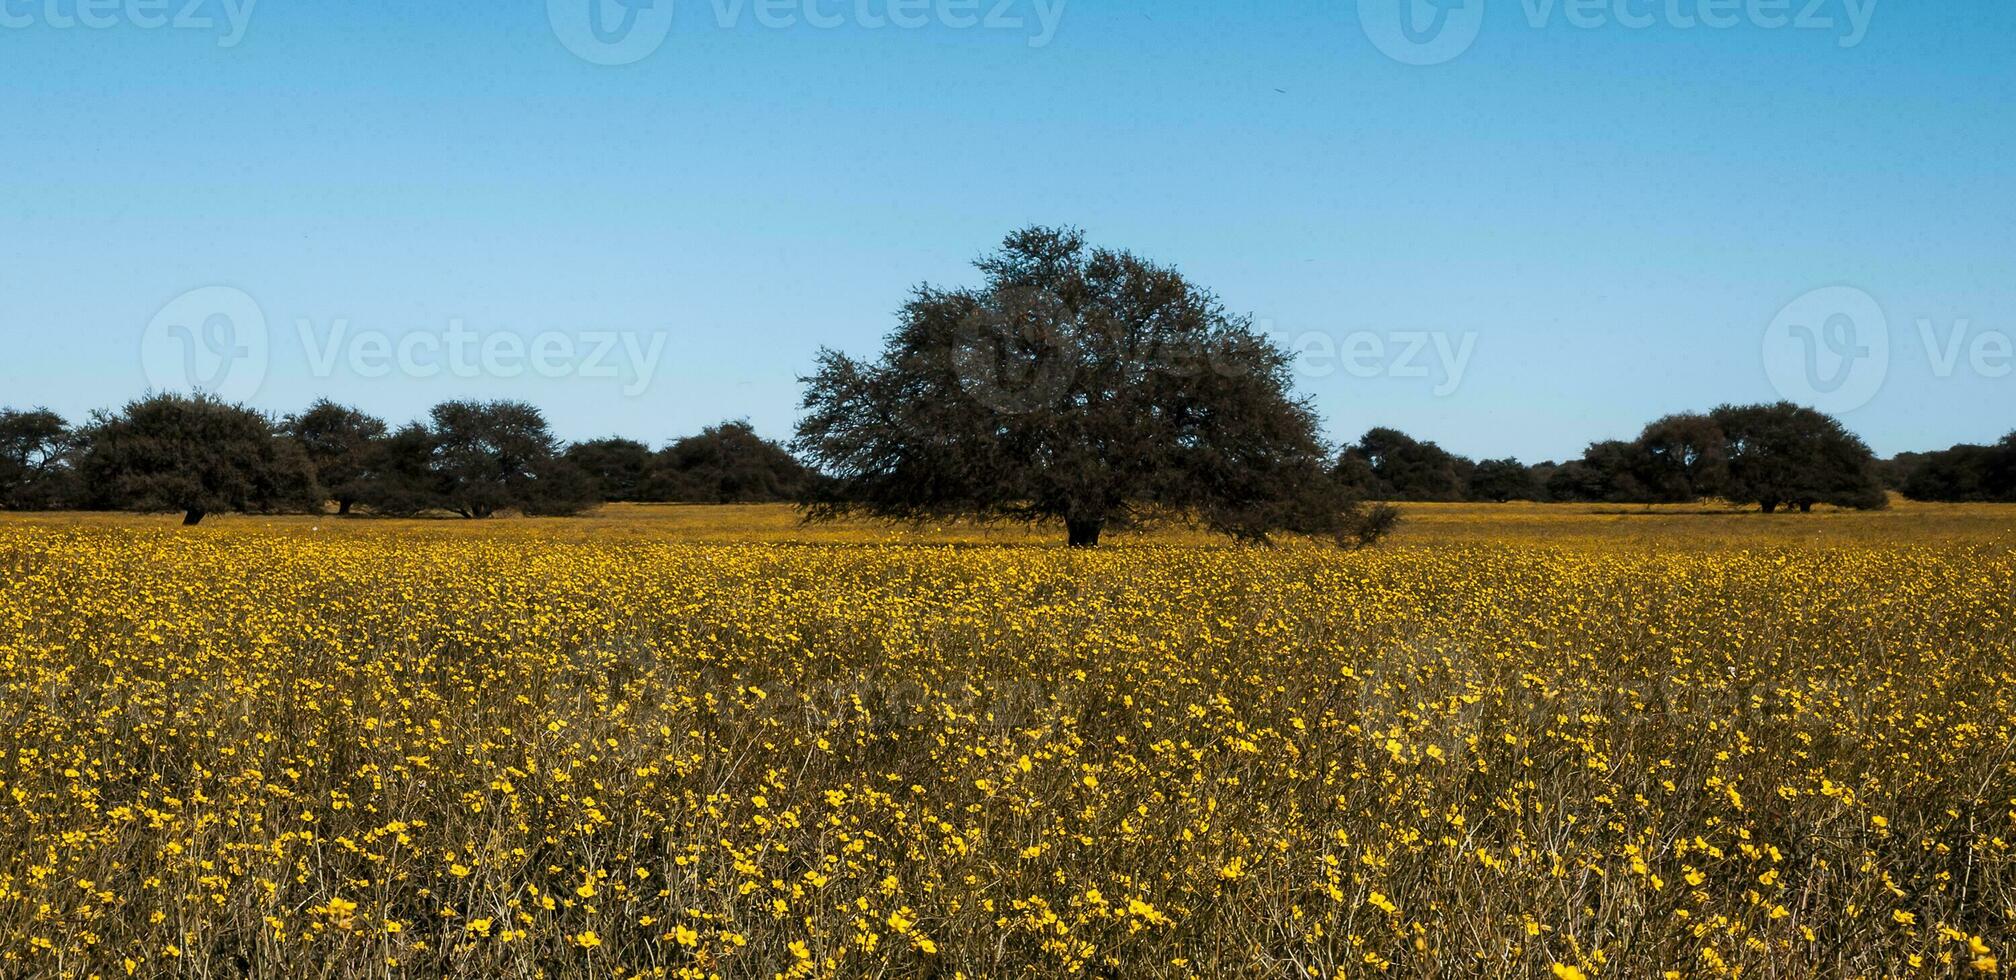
(337, 498, 353, 516)
(1066, 518, 1103, 548)
(1760, 500, 1779, 514)
(182, 509, 206, 526)
(1798, 501, 1814, 513)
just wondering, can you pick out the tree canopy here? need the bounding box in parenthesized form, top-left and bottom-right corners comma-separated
(283, 399, 387, 515)
(795, 226, 1387, 547)
(77, 392, 320, 525)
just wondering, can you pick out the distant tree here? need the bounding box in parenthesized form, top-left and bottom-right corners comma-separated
(1710, 402, 1885, 512)
(1526, 460, 1562, 500)
(1635, 412, 1727, 503)
(1468, 457, 1538, 502)
(648, 421, 809, 503)
(1546, 440, 1654, 503)
(1874, 452, 1925, 492)
(564, 437, 655, 502)
(795, 226, 1387, 547)
(282, 399, 387, 515)
(518, 455, 599, 517)
(1899, 434, 2016, 502)
(1337, 427, 1469, 501)
(355, 423, 442, 517)
(0, 408, 76, 510)
(1993, 433, 2016, 498)
(78, 392, 320, 525)
(428, 400, 584, 518)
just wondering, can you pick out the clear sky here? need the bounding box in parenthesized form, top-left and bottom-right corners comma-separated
(2, 0, 2011, 462)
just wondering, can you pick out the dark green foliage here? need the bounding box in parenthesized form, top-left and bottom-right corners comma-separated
(0, 408, 77, 510)
(355, 423, 442, 517)
(1545, 440, 1654, 503)
(1898, 433, 2016, 502)
(427, 400, 593, 518)
(564, 437, 655, 502)
(282, 400, 387, 515)
(795, 226, 1388, 547)
(1335, 428, 1469, 502)
(1635, 412, 1728, 503)
(1469, 458, 1539, 503)
(1709, 402, 1886, 512)
(519, 455, 600, 516)
(646, 421, 809, 503)
(77, 392, 321, 525)
(347, 403, 593, 518)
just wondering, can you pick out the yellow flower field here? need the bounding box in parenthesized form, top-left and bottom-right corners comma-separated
(0, 504, 2011, 977)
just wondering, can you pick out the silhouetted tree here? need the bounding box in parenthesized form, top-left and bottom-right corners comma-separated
(1899, 433, 2016, 502)
(1636, 412, 1728, 503)
(1546, 440, 1654, 503)
(355, 423, 442, 517)
(428, 400, 588, 518)
(648, 421, 809, 503)
(78, 392, 320, 525)
(0, 408, 76, 510)
(1710, 402, 1885, 512)
(519, 455, 599, 516)
(1468, 458, 1538, 502)
(795, 226, 1387, 547)
(282, 399, 386, 515)
(1337, 427, 1469, 501)
(565, 437, 655, 502)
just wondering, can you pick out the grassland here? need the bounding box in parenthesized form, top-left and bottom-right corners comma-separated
(0, 502, 2011, 977)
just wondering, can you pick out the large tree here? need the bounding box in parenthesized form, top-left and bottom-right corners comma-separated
(427, 400, 592, 518)
(78, 392, 320, 525)
(0, 407, 76, 510)
(1635, 412, 1728, 503)
(1710, 402, 1885, 512)
(794, 226, 1386, 547)
(282, 399, 387, 515)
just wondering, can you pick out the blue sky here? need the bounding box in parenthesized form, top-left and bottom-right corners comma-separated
(2, 0, 2011, 462)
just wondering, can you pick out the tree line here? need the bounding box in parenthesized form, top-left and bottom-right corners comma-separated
(1, 227, 2008, 540)
(1335, 410, 2014, 510)
(0, 395, 809, 525)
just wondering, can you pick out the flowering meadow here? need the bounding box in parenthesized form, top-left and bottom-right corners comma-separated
(0, 504, 2011, 978)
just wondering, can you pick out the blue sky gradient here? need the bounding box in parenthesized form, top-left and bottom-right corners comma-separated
(2, 0, 2011, 461)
